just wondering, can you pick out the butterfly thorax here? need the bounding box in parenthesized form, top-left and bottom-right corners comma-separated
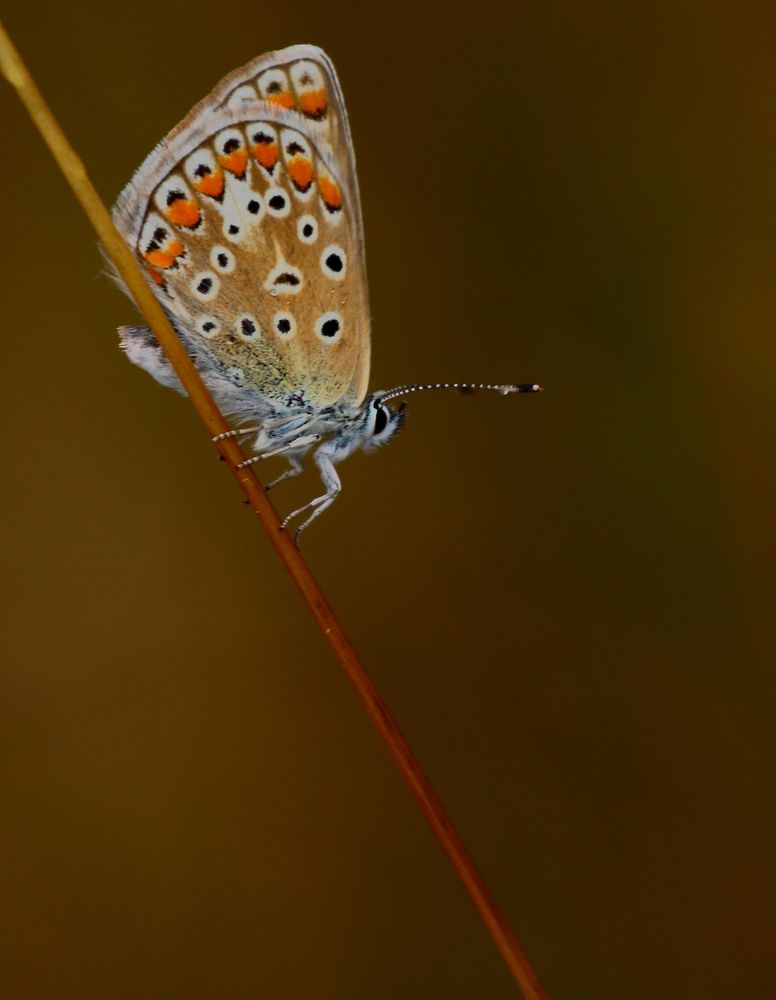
(251, 392, 405, 461)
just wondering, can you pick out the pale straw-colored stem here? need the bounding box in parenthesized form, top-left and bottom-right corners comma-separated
(0, 22, 550, 999)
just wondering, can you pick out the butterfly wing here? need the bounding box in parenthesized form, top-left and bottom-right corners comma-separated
(113, 45, 370, 414)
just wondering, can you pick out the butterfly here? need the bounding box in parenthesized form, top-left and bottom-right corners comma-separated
(112, 44, 541, 540)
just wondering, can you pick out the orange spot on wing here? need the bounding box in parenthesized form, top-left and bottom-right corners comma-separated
(195, 170, 224, 198)
(219, 149, 248, 178)
(267, 90, 294, 109)
(319, 175, 343, 212)
(288, 157, 314, 192)
(299, 89, 327, 119)
(252, 141, 279, 171)
(145, 250, 172, 268)
(165, 199, 201, 228)
(146, 266, 165, 286)
(144, 238, 185, 270)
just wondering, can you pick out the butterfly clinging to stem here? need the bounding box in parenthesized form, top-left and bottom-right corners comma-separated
(112, 45, 541, 540)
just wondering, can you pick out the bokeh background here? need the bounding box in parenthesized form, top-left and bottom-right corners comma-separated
(2, 2, 775, 997)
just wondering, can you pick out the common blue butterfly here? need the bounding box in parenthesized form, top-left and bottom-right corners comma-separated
(112, 45, 540, 539)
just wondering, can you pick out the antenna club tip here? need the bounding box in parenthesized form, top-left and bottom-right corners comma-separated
(504, 383, 543, 394)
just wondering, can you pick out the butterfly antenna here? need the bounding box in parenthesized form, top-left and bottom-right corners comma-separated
(378, 382, 543, 404)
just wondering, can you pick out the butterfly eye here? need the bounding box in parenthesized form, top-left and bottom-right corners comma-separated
(372, 404, 389, 436)
(320, 244, 346, 281)
(297, 215, 318, 244)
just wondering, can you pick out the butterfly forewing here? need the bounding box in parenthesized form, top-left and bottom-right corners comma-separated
(113, 45, 370, 413)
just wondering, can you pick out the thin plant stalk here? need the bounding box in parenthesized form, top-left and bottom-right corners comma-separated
(0, 22, 550, 1000)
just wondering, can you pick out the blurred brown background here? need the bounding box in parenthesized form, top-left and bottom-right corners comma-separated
(2, 2, 775, 997)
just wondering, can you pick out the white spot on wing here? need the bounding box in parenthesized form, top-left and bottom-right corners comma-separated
(317, 165, 343, 226)
(236, 313, 260, 339)
(315, 311, 343, 343)
(183, 148, 219, 191)
(243, 191, 264, 222)
(215, 127, 247, 162)
(139, 214, 177, 256)
(257, 67, 291, 101)
(272, 311, 296, 338)
(297, 214, 318, 244)
(281, 130, 316, 202)
(320, 244, 346, 281)
(226, 84, 259, 109)
(264, 262, 303, 296)
(281, 128, 311, 158)
(289, 60, 325, 93)
(196, 315, 220, 338)
(246, 122, 279, 177)
(191, 271, 220, 302)
(154, 175, 200, 229)
(210, 245, 235, 273)
(265, 186, 291, 218)
(222, 212, 244, 243)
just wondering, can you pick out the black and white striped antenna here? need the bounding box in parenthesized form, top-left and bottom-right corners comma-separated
(378, 382, 542, 404)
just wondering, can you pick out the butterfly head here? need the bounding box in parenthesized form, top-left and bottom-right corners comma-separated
(359, 394, 407, 452)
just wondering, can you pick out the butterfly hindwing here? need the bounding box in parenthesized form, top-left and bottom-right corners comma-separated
(113, 45, 370, 414)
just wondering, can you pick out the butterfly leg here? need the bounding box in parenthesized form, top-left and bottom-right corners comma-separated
(236, 434, 320, 468)
(264, 453, 305, 492)
(212, 426, 261, 442)
(281, 449, 341, 542)
(213, 412, 312, 443)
